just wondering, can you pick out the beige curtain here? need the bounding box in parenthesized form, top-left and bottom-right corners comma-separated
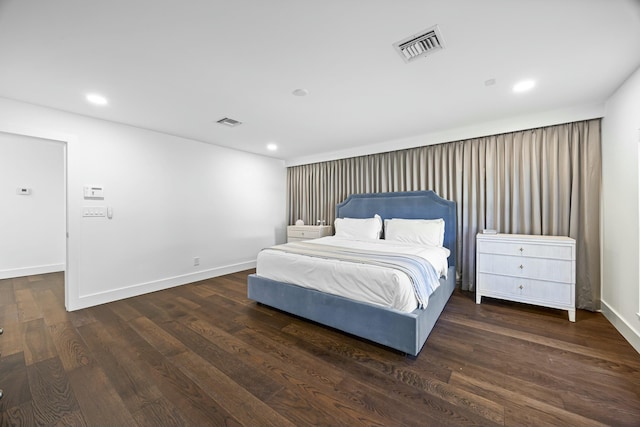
(287, 119, 601, 310)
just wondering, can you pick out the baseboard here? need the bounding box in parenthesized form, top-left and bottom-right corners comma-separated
(0, 263, 65, 280)
(601, 299, 640, 354)
(67, 260, 256, 311)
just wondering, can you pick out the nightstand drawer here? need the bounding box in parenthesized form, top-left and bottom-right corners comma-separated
(476, 253, 574, 283)
(287, 225, 332, 242)
(288, 227, 323, 238)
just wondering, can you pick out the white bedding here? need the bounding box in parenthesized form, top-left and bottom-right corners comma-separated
(256, 236, 450, 313)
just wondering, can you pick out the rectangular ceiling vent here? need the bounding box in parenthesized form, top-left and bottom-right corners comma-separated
(217, 117, 242, 127)
(393, 25, 445, 63)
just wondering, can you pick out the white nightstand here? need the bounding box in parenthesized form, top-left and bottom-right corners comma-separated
(287, 225, 333, 242)
(476, 233, 576, 322)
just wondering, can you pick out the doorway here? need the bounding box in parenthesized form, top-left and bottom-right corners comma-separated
(0, 131, 67, 305)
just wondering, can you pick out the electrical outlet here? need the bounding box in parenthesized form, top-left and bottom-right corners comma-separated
(193, 257, 200, 266)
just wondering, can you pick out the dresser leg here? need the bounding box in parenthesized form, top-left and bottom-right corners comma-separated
(568, 309, 576, 322)
(476, 293, 481, 304)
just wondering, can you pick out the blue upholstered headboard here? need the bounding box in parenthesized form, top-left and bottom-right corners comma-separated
(335, 191, 457, 267)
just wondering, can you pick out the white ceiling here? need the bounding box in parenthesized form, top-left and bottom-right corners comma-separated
(1, 0, 639, 163)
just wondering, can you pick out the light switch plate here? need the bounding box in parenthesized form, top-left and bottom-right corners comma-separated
(82, 206, 106, 217)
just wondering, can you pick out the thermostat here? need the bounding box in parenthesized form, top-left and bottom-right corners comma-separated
(83, 186, 104, 199)
(16, 187, 31, 195)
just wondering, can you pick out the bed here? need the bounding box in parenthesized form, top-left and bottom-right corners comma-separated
(247, 190, 456, 356)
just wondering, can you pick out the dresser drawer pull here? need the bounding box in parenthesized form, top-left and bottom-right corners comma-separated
(519, 265, 524, 269)
(519, 247, 524, 252)
(519, 284, 524, 290)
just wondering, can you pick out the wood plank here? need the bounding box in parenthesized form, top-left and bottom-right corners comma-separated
(1, 271, 639, 426)
(445, 311, 640, 368)
(170, 351, 296, 427)
(52, 410, 88, 427)
(176, 314, 396, 426)
(138, 346, 243, 426)
(436, 317, 640, 399)
(67, 364, 138, 426)
(14, 288, 41, 323)
(27, 356, 80, 426)
(0, 304, 23, 358)
(22, 318, 57, 365)
(130, 397, 191, 427)
(425, 334, 566, 408)
(128, 316, 188, 358)
(0, 400, 37, 427)
(0, 278, 16, 307)
(163, 318, 284, 402)
(78, 320, 165, 413)
(450, 369, 607, 427)
(89, 305, 241, 426)
(107, 300, 144, 322)
(33, 288, 72, 327)
(0, 352, 32, 411)
(280, 319, 505, 426)
(48, 322, 92, 371)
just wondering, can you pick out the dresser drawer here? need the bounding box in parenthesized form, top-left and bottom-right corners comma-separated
(476, 253, 574, 283)
(477, 273, 573, 307)
(476, 240, 574, 260)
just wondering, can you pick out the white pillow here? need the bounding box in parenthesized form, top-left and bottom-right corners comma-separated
(384, 218, 445, 247)
(334, 214, 383, 240)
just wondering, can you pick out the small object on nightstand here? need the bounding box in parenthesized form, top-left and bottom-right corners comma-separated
(295, 219, 304, 226)
(482, 229, 498, 234)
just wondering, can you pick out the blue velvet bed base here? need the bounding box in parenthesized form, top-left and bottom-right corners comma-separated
(248, 191, 457, 356)
(248, 266, 455, 356)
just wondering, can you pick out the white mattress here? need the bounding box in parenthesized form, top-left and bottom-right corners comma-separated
(256, 236, 450, 313)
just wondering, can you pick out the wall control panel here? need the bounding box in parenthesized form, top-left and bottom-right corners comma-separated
(82, 206, 106, 217)
(16, 187, 32, 195)
(83, 186, 104, 199)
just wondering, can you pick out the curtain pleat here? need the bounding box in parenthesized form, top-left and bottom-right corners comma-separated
(286, 119, 601, 310)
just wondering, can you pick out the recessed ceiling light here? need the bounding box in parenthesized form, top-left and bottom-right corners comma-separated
(86, 93, 108, 105)
(292, 88, 309, 97)
(513, 80, 536, 93)
(267, 143, 278, 151)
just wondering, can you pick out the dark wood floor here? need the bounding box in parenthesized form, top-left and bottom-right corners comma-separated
(1, 271, 639, 426)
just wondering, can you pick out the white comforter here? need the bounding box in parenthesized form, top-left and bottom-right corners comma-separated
(256, 236, 450, 313)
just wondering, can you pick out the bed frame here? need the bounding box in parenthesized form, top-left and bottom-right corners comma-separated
(247, 190, 457, 356)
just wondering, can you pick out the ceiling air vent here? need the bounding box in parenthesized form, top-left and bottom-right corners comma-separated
(217, 117, 242, 127)
(393, 25, 445, 63)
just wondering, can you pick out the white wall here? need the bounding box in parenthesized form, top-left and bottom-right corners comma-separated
(0, 97, 286, 310)
(0, 132, 65, 278)
(602, 65, 640, 353)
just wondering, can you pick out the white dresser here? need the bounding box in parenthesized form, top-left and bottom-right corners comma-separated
(287, 225, 333, 242)
(476, 233, 576, 322)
